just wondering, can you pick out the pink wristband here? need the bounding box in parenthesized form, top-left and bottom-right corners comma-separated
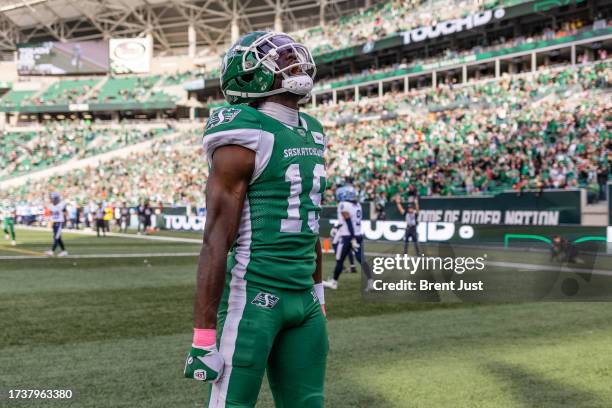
(193, 328, 216, 347)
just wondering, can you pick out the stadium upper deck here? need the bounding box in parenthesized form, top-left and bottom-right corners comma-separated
(0, 0, 610, 123)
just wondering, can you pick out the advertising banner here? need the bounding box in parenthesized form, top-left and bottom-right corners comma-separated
(319, 218, 605, 246)
(386, 190, 582, 226)
(401, 9, 506, 45)
(109, 37, 152, 74)
(162, 214, 206, 232)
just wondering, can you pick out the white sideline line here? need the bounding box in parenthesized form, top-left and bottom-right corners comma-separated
(0, 252, 199, 260)
(66, 252, 198, 259)
(2, 248, 610, 278)
(15, 225, 202, 244)
(4, 231, 610, 277)
(486, 261, 612, 276)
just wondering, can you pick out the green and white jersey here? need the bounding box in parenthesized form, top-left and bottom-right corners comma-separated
(203, 105, 326, 290)
(2, 204, 14, 220)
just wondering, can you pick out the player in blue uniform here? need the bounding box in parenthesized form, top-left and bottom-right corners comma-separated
(330, 189, 356, 273)
(46, 192, 68, 257)
(323, 185, 373, 290)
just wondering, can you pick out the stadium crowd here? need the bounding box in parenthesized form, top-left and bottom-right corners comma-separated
(293, 0, 488, 55)
(0, 62, 609, 210)
(320, 62, 610, 204)
(198, 0, 539, 79)
(4, 129, 207, 211)
(307, 60, 611, 121)
(324, 96, 609, 204)
(0, 122, 175, 180)
(91, 76, 162, 103)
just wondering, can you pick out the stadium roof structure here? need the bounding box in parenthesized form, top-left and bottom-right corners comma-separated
(0, 0, 366, 57)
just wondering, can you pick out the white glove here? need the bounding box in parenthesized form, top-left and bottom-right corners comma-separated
(184, 344, 225, 383)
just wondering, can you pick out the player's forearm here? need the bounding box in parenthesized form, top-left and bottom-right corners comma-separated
(194, 191, 244, 329)
(194, 236, 230, 329)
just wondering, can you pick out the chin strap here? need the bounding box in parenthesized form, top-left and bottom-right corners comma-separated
(225, 74, 314, 104)
(281, 74, 313, 95)
(225, 88, 312, 105)
(225, 87, 286, 99)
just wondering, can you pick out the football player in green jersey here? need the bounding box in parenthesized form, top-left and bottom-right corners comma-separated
(184, 32, 328, 408)
(2, 200, 16, 246)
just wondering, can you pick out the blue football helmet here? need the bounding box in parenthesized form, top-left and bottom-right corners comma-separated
(336, 186, 356, 202)
(50, 192, 61, 204)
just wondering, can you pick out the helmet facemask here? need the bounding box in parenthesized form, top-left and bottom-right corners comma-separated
(244, 32, 316, 102)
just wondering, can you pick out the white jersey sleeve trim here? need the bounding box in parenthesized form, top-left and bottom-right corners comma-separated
(203, 128, 260, 160)
(252, 130, 274, 183)
(203, 128, 274, 184)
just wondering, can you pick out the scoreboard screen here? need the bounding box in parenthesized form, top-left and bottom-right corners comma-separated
(17, 41, 109, 75)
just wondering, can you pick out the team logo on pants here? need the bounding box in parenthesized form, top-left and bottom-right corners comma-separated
(310, 289, 318, 303)
(251, 292, 280, 309)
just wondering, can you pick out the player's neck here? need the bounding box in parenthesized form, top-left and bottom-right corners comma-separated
(257, 101, 299, 127)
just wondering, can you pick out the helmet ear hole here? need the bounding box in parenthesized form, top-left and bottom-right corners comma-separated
(241, 73, 254, 82)
(237, 73, 254, 86)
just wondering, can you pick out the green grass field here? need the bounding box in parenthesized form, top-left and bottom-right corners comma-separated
(2, 228, 612, 407)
